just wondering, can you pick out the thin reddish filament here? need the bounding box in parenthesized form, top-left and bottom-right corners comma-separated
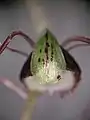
(0, 31, 35, 55)
(0, 41, 28, 57)
(67, 43, 90, 51)
(62, 36, 90, 47)
(6, 47, 28, 57)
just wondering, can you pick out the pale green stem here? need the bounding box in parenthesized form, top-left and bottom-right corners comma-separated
(20, 90, 42, 120)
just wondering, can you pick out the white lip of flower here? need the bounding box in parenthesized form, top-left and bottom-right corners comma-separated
(24, 70, 75, 96)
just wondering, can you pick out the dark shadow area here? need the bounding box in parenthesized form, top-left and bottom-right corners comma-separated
(80, 0, 90, 11)
(0, 0, 25, 8)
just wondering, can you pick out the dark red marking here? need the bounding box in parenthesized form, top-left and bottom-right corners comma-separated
(40, 49, 42, 53)
(45, 46, 48, 66)
(45, 32, 48, 40)
(51, 58, 53, 61)
(42, 58, 45, 65)
(51, 44, 53, 49)
(44, 32, 49, 66)
(38, 58, 41, 62)
(46, 42, 50, 47)
(51, 44, 54, 61)
(45, 47, 48, 53)
(57, 75, 61, 81)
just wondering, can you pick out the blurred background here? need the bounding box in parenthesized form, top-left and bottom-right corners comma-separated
(0, 0, 90, 120)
